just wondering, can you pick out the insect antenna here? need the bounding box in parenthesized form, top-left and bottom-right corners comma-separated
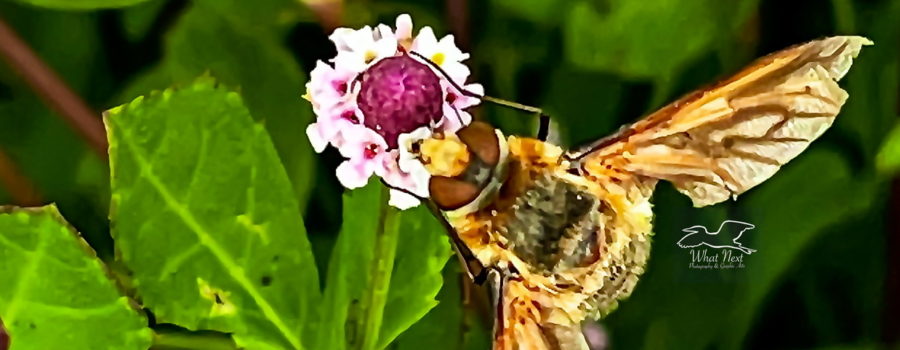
(408, 51, 551, 142)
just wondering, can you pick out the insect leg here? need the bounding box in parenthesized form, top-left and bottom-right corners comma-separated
(380, 179, 427, 200)
(537, 112, 550, 141)
(381, 179, 487, 282)
(408, 51, 551, 141)
(424, 200, 489, 284)
(487, 268, 506, 348)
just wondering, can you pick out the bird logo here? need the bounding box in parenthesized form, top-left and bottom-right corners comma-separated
(677, 220, 757, 255)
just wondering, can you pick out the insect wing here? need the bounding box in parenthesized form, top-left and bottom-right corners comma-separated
(570, 36, 871, 207)
(491, 274, 589, 350)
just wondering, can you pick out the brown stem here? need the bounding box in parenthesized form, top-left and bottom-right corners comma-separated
(0, 147, 42, 206)
(445, 0, 470, 51)
(0, 317, 9, 350)
(303, 0, 343, 32)
(0, 16, 107, 158)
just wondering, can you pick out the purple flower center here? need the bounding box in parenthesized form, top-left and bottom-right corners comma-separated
(357, 54, 443, 149)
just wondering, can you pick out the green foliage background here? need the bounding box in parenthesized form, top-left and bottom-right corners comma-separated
(0, 0, 897, 349)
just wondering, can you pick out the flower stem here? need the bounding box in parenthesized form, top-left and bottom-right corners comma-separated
(357, 187, 401, 350)
(0, 16, 106, 157)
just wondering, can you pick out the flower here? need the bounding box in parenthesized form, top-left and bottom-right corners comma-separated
(334, 125, 390, 189)
(303, 14, 481, 209)
(412, 27, 471, 83)
(440, 80, 483, 132)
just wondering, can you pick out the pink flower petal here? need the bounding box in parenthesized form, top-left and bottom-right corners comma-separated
(440, 105, 471, 133)
(337, 125, 388, 160)
(307, 61, 356, 112)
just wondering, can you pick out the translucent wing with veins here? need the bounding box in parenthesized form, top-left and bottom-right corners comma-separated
(571, 36, 872, 207)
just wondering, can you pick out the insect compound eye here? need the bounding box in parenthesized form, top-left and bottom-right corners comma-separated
(456, 121, 500, 166)
(429, 175, 481, 210)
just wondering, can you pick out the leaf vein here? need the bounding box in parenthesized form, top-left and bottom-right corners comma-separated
(114, 118, 303, 350)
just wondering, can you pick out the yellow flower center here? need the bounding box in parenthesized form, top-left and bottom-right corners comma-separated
(431, 52, 446, 66)
(364, 50, 377, 63)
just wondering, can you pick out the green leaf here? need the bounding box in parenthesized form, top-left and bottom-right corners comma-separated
(0, 205, 151, 350)
(315, 182, 451, 350)
(723, 150, 876, 348)
(542, 67, 623, 147)
(836, 0, 900, 162)
(491, 0, 567, 25)
(0, 4, 113, 255)
(105, 78, 320, 350)
(314, 182, 383, 350)
(193, 0, 306, 34)
(377, 204, 452, 349)
(120, 0, 168, 42)
(877, 122, 900, 175)
(604, 150, 875, 349)
(117, 3, 317, 208)
(563, 0, 758, 78)
(394, 262, 463, 350)
(2, 0, 150, 10)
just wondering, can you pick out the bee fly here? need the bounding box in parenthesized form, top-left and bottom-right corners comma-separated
(402, 36, 870, 349)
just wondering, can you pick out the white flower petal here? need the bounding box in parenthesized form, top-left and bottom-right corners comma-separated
(397, 126, 433, 173)
(396, 14, 413, 41)
(349, 26, 376, 48)
(442, 62, 471, 84)
(334, 51, 368, 74)
(309, 60, 334, 81)
(462, 83, 484, 98)
(306, 123, 329, 153)
(336, 160, 373, 189)
(437, 34, 467, 61)
(400, 126, 433, 144)
(373, 35, 399, 61)
(413, 26, 438, 53)
(408, 164, 431, 197)
(374, 24, 393, 40)
(389, 189, 421, 210)
(329, 28, 356, 52)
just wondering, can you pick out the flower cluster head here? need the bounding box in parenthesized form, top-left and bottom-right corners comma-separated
(304, 14, 482, 209)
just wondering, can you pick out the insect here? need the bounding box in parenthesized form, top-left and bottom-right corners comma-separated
(407, 36, 871, 349)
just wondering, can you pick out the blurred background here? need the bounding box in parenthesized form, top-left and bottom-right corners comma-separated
(0, 0, 898, 349)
